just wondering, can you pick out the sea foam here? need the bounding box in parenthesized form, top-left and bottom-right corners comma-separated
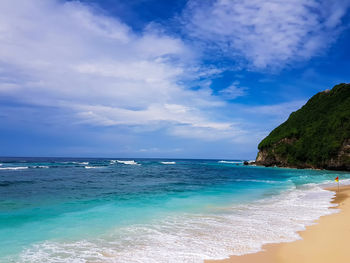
(160, 161, 176, 165)
(218, 160, 242, 164)
(18, 184, 337, 263)
(116, 160, 140, 165)
(0, 166, 28, 170)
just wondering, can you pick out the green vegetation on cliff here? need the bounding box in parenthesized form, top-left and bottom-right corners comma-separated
(258, 83, 350, 169)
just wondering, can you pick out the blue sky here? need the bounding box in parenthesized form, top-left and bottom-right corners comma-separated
(0, 0, 350, 159)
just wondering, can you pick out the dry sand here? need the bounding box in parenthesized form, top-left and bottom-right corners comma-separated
(206, 185, 350, 263)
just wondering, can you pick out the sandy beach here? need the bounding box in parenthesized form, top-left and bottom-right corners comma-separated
(206, 184, 350, 263)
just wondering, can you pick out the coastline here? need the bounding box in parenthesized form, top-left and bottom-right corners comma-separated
(205, 184, 350, 263)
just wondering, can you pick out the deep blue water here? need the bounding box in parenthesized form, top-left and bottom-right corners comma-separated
(0, 158, 348, 262)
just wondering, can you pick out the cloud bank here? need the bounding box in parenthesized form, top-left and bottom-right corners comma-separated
(0, 0, 349, 157)
(0, 0, 245, 141)
(183, 0, 350, 69)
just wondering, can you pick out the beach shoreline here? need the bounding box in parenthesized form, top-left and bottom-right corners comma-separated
(205, 184, 350, 263)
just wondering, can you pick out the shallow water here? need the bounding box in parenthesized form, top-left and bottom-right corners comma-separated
(0, 158, 348, 262)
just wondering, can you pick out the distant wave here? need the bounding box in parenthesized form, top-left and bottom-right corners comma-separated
(84, 166, 104, 169)
(31, 166, 49, 169)
(0, 166, 28, 170)
(160, 161, 176, 165)
(234, 179, 279, 184)
(116, 160, 140, 165)
(218, 160, 242, 164)
(72, 162, 89, 165)
(58, 161, 89, 165)
(110, 160, 117, 164)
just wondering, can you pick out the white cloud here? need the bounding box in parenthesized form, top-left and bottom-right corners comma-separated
(218, 81, 247, 99)
(183, 0, 350, 69)
(0, 0, 245, 141)
(72, 103, 232, 129)
(0, 0, 340, 156)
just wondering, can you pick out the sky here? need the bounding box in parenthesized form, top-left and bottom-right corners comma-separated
(0, 0, 350, 159)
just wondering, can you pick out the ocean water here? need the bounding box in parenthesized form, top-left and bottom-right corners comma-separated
(0, 158, 349, 263)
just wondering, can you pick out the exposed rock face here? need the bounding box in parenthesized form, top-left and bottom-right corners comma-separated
(255, 83, 350, 171)
(327, 139, 350, 170)
(255, 138, 303, 168)
(256, 138, 297, 165)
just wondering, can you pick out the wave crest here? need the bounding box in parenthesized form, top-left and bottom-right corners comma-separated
(160, 161, 176, 165)
(0, 166, 28, 170)
(116, 160, 140, 165)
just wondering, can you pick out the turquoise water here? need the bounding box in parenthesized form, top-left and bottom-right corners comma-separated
(0, 158, 348, 262)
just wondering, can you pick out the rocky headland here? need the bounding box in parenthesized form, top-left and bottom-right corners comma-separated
(255, 83, 350, 171)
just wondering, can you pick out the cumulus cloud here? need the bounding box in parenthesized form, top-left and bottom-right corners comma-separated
(0, 0, 243, 141)
(183, 0, 350, 69)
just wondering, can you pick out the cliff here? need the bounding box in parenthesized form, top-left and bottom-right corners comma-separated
(255, 83, 350, 171)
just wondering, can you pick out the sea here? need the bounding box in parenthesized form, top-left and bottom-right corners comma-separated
(0, 157, 349, 263)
